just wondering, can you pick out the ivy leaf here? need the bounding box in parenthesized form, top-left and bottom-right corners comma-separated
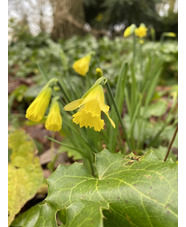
(8, 130, 43, 226)
(12, 149, 177, 227)
(11, 202, 57, 227)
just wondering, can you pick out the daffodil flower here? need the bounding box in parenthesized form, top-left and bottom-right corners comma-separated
(123, 24, 136, 38)
(26, 87, 52, 122)
(64, 83, 115, 132)
(45, 97, 62, 132)
(162, 32, 176, 38)
(72, 55, 91, 76)
(135, 24, 148, 38)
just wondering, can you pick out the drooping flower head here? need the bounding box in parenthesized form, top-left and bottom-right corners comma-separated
(72, 54, 91, 76)
(26, 87, 52, 123)
(135, 24, 148, 38)
(123, 24, 136, 38)
(25, 78, 58, 122)
(45, 97, 62, 132)
(64, 78, 115, 132)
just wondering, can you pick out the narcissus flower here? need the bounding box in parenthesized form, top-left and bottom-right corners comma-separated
(123, 24, 136, 38)
(162, 32, 176, 38)
(45, 97, 62, 131)
(64, 84, 115, 132)
(135, 24, 148, 38)
(72, 54, 91, 76)
(26, 87, 52, 122)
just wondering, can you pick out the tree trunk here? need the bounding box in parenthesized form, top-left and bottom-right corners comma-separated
(50, 0, 85, 40)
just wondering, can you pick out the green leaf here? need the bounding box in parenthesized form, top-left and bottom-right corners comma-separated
(8, 130, 43, 226)
(65, 200, 106, 227)
(12, 149, 177, 227)
(108, 62, 128, 152)
(141, 99, 168, 118)
(11, 202, 57, 227)
(147, 146, 177, 162)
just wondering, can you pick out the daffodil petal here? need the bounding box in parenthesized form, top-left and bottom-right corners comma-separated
(72, 110, 104, 132)
(45, 100, 62, 132)
(105, 112, 115, 128)
(100, 104, 115, 128)
(64, 98, 84, 111)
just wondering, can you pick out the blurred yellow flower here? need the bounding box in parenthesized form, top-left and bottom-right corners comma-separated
(45, 98, 62, 132)
(162, 32, 176, 38)
(64, 84, 115, 132)
(95, 13, 103, 22)
(96, 68, 103, 77)
(123, 24, 136, 38)
(26, 87, 52, 122)
(135, 24, 148, 38)
(72, 55, 91, 76)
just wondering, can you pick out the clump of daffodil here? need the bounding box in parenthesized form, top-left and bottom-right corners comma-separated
(64, 78, 115, 132)
(96, 68, 103, 77)
(45, 97, 62, 132)
(25, 78, 58, 122)
(135, 24, 148, 38)
(123, 24, 136, 38)
(73, 54, 92, 76)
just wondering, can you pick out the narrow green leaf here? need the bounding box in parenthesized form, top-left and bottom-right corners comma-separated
(108, 62, 128, 152)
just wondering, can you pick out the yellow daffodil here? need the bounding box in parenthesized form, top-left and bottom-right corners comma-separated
(72, 55, 91, 76)
(64, 84, 115, 132)
(96, 68, 103, 77)
(26, 87, 52, 122)
(135, 24, 148, 38)
(162, 32, 176, 38)
(123, 24, 136, 38)
(45, 97, 62, 132)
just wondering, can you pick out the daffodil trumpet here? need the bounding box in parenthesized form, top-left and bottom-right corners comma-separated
(45, 97, 62, 132)
(25, 87, 52, 123)
(73, 54, 91, 76)
(135, 24, 148, 38)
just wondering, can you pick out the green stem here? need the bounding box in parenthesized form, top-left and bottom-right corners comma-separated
(106, 82, 132, 152)
(37, 62, 49, 81)
(46, 136, 89, 159)
(132, 33, 136, 65)
(51, 131, 55, 159)
(164, 125, 178, 162)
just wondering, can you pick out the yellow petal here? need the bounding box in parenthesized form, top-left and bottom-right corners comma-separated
(105, 112, 116, 128)
(72, 110, 104, 132)
(101, 104, 115, 128)
(64, 98, 84, 111)
(25, 87, 52, 122)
